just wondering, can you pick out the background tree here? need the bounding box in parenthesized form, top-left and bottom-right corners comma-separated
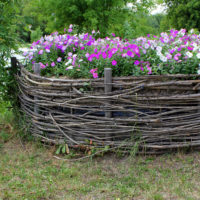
(163, 0, 200, 30)
(20, 0, 155, 38)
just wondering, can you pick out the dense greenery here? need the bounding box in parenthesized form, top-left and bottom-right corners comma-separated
(16, 0, 167, 42)
(163, 0, 200, 30)
(0, 0, 19, 104)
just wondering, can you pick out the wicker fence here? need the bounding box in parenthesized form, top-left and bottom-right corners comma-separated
(14, 58, 200, 154)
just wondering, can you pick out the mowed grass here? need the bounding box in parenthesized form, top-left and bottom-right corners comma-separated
(0, 105, 200, 200)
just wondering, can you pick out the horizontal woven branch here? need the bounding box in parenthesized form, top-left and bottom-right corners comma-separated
(17, 66, 200, 153)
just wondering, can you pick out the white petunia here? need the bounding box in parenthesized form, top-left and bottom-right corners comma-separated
(156, 46, 162, 52)
(196, 53, 200, 59)
(144, 43, 150, 49)
(65, 59, 72, 66)
(66, 65, 73, 70)
(186, 51, 193, 58)
(156, 51, 162, 56)
(160, 56, 167, 62)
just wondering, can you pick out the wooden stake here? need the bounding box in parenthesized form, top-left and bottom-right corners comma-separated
(104, 68, 112, 118)
(33, 63, 41, 114)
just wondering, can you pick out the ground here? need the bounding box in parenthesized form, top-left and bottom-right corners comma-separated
(1, 128, 200, 200)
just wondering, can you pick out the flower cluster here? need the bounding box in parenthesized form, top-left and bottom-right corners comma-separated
(24, 26, 200, 79)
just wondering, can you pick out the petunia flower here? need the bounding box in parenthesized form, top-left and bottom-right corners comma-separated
(38, 49, 43, 55)
(66, 66, 73, 70)
(68, 52, 73, 57)
(57, 57, 62, 62)
(112, 60, 117, 66)
(134, 60, 140, 65)
(51, 62, 55, 67)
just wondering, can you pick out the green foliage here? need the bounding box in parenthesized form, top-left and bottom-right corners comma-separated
(13, 0, 165, 41)
(0, 0, 19, 106)
(21, 0, 154, 38)
(30, 27, 43, 42)
(164, 0, 200, 30)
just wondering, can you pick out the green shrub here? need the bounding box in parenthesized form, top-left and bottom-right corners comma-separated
(30, 27, 43, 43)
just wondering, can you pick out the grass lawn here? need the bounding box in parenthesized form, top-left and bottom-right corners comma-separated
(1, 131, 200, 200)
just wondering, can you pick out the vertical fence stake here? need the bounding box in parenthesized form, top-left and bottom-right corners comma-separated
(104, 68, 112, 118)
(34, 63, 41, 115)
(11, 57, 17, 71)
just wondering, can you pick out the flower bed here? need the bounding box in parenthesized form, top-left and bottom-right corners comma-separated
(23, 27, 200, 79)
(18, 27, 200, 153)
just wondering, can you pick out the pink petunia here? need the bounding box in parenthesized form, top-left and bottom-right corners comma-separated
(38, 49, 43, 55)
(102, 52, 107, 59)
(51, 62, 55, 67)
(112, 60, 117, 66)
(57, 57, 62, 62)
(92, 73, 98, 79)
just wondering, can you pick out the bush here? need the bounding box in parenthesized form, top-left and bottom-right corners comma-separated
(0, 1, 20, 112)
(30, 27, 43, 43)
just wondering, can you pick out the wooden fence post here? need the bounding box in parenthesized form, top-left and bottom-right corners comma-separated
(11, 57, 17, 70)
(104, 68, 112, 118)
(33, 63, 41, 114)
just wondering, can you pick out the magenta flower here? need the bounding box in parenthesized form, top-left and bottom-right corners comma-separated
(108, 52, 113, 58)
(68, 28, 73, 33)
(112, 60, 117, 66)
(134, 60, 140, 65)
(187, 46, 194, 51)
(169, 49, 175, 54)
(127, 50, 133, 57)
(111, 33, 115, 37)
(38, 49, 43, 55)
(45, 46, 50, 53)
(88, 56, 93, 62)
(102, 52, 107, 59)
(39, 62, 46, 69)
(90, 68, 98, 78)
(90, 68, 97, 74)
(51, 62, 55, 67)
(93, 73, 98, 78)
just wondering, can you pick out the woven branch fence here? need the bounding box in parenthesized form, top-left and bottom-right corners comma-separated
(14, 58, 200, 154)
